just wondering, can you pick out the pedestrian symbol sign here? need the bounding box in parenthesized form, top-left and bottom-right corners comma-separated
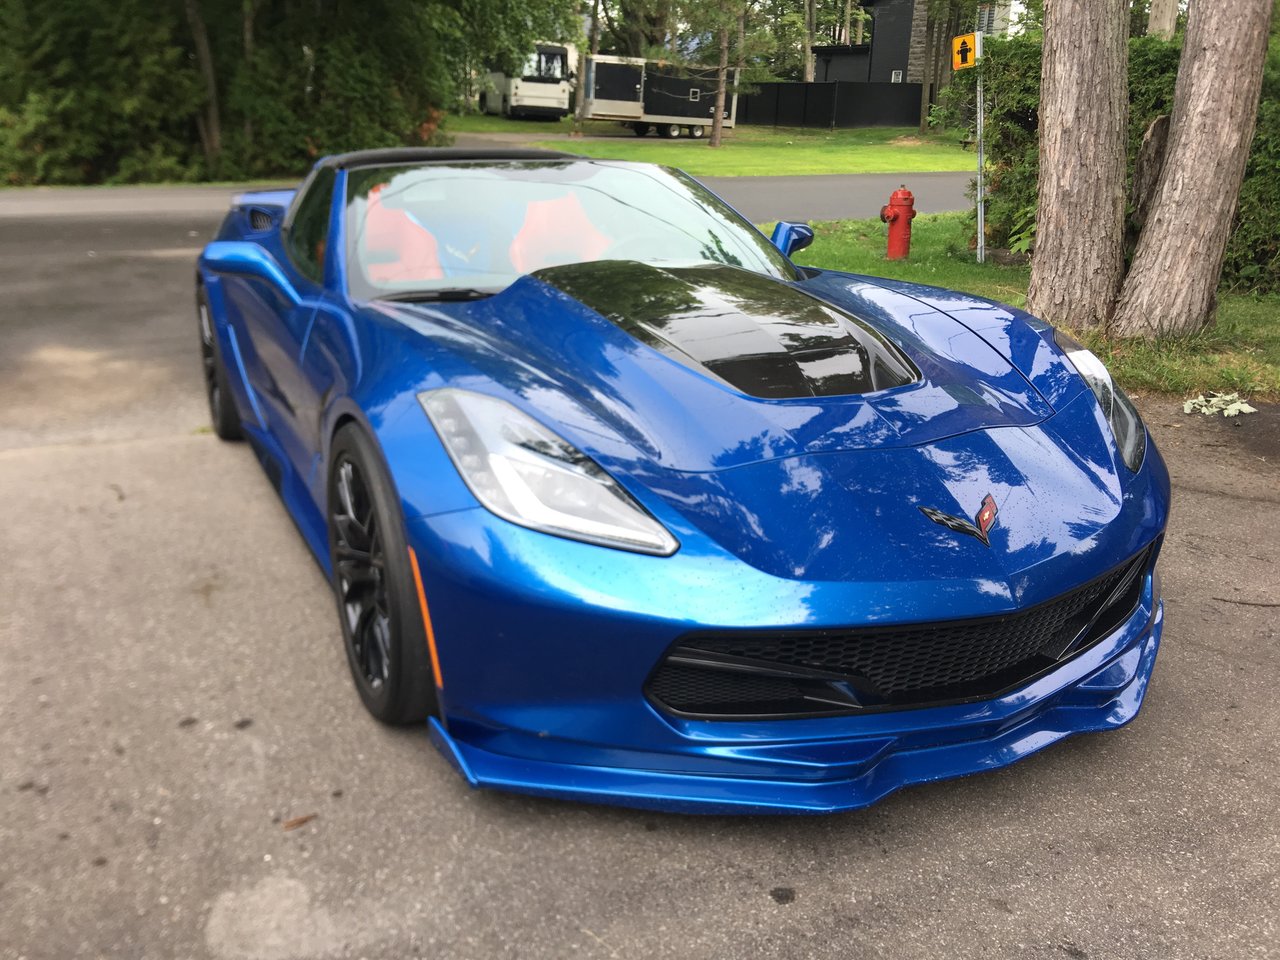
(953, 33, 978, 70)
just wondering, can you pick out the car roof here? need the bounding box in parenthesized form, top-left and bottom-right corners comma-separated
(316, 147, 580, 171)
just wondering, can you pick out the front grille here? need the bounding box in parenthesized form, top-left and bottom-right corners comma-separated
(647, 547, 1152, 719)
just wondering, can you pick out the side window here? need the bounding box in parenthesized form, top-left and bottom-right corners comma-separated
(286, 167, 336, 283)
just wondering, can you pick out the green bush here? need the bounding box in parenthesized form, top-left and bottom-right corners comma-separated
(1223, 25, 1280, 292)
(1224, 99, 1280, 290)
(931, 36, 1040, 249)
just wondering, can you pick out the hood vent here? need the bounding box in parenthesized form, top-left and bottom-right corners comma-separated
(533, 261, 918, 399)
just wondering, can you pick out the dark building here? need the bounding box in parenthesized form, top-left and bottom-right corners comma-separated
(813, 0, 928, 85)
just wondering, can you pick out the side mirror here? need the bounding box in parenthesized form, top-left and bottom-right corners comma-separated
(200, 241, 300, 306)
(770, 221, 815, 257)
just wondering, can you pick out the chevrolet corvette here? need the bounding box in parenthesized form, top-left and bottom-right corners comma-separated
(195, 148, 1169, 813)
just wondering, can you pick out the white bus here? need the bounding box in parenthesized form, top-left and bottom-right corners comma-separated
(480, 43, 576, 121)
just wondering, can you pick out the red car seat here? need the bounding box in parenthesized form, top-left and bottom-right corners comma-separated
(509, 194, 611, 274)
(361, 183, 445, 284)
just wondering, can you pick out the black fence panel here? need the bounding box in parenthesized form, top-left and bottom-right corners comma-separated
(803, 83, 837, 128)
(738, 81, 921, 129)
(833, 82, 921, 127)
(776, 84, 809, 128)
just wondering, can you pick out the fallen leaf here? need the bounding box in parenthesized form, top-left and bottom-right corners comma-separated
(282, 813, 318, 831)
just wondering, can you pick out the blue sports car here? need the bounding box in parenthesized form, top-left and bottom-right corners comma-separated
(196, 148, 1169, 814)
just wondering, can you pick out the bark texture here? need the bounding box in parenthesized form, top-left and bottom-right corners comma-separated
(803, 0, 816, 82)
(1146, 0, 1178, 39)
(709, 22, 730, 147)
(185, 0, 221, 167)
(918, 16, 934, 133)
(574, 0, 602, 130)
(1112, 0, 1274, 338)
(1129, 114, 1170, 232)
(1025, 0, 1129, 331)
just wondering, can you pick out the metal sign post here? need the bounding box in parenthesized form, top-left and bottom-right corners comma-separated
(975, 30, 985, 265)
(952, 30, 985, 264)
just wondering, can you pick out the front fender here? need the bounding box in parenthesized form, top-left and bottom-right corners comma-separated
(801, 270, 1086, 412)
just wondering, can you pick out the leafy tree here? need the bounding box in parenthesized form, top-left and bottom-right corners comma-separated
(0, 0, 578, 183)
(0, 0, 202, 183)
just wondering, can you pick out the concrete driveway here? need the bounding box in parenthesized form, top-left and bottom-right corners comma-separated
(1, 193, 1277, 960)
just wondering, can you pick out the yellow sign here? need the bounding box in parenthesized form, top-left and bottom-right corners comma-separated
(952, 33, 978, 70)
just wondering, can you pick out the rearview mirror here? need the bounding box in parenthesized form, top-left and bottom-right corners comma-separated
(200, 241, 301, 306)
(770, 221, 815, 257)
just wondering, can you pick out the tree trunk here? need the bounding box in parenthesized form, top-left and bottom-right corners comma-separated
(803, 0, 816, 82)
(574, 0, 602, 132)
(1025, 0, 1129, 331)
(737, 6, 747, 70)
(919, 15, 934, 133)
(1146, 0, 1178, 39)
(185, 0, 221, 169)
(855, 3, 865, 44)
(843, 0, 852, 43)
(242, 0, 258, 149)
(709, 19, 730, 147)
(1129, 114, 1170, 233)
(1111, 0, 1273, 338)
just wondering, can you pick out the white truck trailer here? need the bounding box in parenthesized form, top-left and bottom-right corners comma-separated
(581, 54, 738, 138)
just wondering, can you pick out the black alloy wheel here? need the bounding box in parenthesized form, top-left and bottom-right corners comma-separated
(632, 122, 652, 137)
(327, 424, 437, 725)
(196, 286, 243, 441)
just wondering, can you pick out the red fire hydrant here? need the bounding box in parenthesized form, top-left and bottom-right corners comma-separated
(880, 186, 917, 260)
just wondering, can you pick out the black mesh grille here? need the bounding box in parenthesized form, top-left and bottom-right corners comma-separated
(650, 665, 803, 708)
(647, 548, 1151, 719)
(248, 208, 275, 232)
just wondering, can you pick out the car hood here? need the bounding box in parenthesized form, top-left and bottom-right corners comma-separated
(386, 261, 1055, 474)
(633, 387, 1164, 589)
(383, 262, 1163, 587)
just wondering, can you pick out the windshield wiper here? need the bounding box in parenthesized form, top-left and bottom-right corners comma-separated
(375, 288, 495, 303)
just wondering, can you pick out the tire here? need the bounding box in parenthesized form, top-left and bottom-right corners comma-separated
(659, 123, 681, 139)
(327, 424, 438, 725)
(632, 122, 651, 137)
(196, 286, 243, 441)
(687, 124, 705, 140)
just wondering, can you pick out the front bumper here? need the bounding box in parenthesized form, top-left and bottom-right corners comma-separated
(409, 509, 1165, 815)
(509, 104, 569, 119)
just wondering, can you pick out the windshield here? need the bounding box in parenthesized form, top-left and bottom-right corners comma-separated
(523, 49, 568, 80)
(343, 160, 796, 301)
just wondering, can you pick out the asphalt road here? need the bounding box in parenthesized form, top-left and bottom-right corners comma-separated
(2, 194, 1279, 960)
(0, 167, 972, 226)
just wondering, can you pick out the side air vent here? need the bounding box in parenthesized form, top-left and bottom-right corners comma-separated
(247, 207, 276, 232)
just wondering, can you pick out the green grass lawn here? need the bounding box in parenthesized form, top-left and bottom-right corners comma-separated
(796, 212, 1280, 400)
(442, 112, 974, 176)
(537, 125, 975, 177)
(444, 113, 620, 136)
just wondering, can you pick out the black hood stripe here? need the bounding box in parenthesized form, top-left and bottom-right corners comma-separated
(533, 261, 919, 399)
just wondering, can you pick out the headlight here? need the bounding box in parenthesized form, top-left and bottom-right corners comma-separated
(420, 388, 679, 556)
(1054, 330, 1146, 472)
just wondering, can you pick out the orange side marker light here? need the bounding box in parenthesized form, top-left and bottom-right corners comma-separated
(407, 546, 444, 689)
